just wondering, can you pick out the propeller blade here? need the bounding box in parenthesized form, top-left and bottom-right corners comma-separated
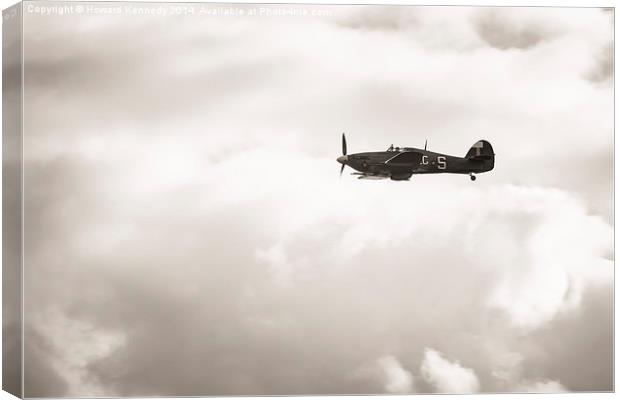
(340, 163, 345, 177)
(342, 133, 347, 156)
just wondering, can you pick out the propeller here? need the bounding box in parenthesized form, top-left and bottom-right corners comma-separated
(338, 133, 348, 177)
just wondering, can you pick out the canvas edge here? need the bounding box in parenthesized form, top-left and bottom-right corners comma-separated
(2, 1, 24, 398)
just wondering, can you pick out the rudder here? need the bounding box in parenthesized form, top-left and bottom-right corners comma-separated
(465, 140, 494, 160)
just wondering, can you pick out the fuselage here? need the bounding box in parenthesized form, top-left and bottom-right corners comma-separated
(338, 147, 494, 179)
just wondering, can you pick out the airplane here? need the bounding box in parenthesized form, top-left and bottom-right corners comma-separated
(336, 134, 494, 181)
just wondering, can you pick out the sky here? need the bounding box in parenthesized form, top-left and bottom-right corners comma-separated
(8, 2, 614, 397)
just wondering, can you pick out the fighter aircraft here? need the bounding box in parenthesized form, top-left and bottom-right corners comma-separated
(336, 134, 494, 181)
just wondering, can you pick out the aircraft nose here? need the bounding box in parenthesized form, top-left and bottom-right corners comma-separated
(337, 155, 348, 164)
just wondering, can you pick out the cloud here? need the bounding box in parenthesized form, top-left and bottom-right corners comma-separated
(514, 380, 567, 393)
(473, 9, 554, 50)
(520, 284, 613, 391)
(420, 349, 480, 393)
(335, 6, 417, 32)
(19, 4, 612, 397)
(586, 42, 614, 84)
(23, 327, 69, 397)
(350, 356, 415, 394)
(480, 187, 613, 329)
(377, 356, 415, 393)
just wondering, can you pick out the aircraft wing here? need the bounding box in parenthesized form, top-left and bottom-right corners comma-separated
(351, 172, 389, 180)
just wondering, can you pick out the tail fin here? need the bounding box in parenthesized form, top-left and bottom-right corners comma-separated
(465, 140, 494, 160)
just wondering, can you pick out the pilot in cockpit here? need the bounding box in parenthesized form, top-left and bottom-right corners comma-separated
(388, 144, 394, 152)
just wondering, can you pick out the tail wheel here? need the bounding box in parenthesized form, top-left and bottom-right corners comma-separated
(470, 174, 476, 181)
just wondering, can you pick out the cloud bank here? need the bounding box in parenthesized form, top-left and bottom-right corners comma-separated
(15, 4, 613, 397)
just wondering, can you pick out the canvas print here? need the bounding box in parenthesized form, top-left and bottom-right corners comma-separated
(2, 1, 614, 397)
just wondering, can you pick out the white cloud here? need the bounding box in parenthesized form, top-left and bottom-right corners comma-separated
(514, 380, 567, 393)
(377, 356, 415, 393)
(478, 186, 613, 329)
(30, 310, 125, 397)
(420, 349, 480, 393)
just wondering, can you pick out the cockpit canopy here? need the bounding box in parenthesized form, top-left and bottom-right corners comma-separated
(387, 144, 404, 152)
